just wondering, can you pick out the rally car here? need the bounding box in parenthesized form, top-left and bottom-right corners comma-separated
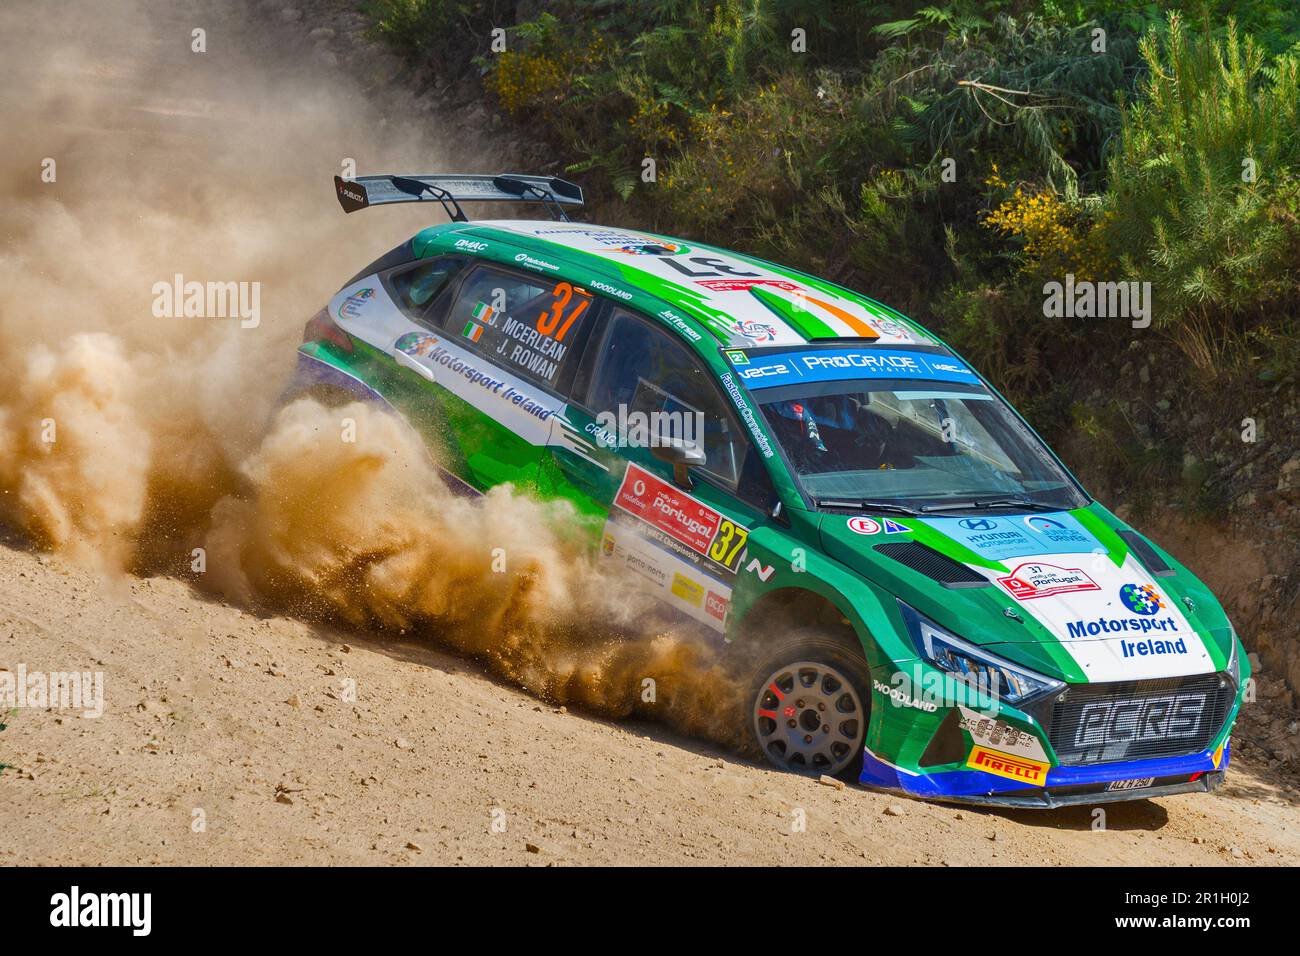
(288, 171, 1248, 807)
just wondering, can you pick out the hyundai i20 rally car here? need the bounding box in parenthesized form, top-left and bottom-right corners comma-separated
(289, 171, 1249, 807)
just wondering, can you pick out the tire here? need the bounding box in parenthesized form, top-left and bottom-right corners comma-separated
(744, 631, 872, 781)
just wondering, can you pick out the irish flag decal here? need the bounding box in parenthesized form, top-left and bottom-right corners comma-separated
(461, 320, 483, 343)
(472, 301, 496, 325)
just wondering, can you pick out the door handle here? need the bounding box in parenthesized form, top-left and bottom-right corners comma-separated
(394, 349, 436, 382)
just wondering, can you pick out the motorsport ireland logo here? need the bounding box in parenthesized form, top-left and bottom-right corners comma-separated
(338, 286, 375, 320)
(1119, 583, 1165, 616)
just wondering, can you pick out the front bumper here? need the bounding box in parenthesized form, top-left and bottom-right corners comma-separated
(927, 771, 1225, 809)
(860, 742, 1230, 809)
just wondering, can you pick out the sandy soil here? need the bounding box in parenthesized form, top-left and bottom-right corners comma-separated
(2, 0, 1299, 867)
(2, 540, 1299, 866)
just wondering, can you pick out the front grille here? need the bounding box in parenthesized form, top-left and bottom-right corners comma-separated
(1043, 672, 1234, 766)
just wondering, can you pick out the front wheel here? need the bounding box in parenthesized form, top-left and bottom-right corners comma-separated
(745, 632, 872, 781)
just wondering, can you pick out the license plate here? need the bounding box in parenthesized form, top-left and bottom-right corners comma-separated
(1106, 777, 1155, 792)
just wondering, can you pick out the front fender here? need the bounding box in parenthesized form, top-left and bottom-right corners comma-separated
(726, 522, 913, 675)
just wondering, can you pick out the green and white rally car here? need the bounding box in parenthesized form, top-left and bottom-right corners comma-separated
(291, 172, 1248, 807)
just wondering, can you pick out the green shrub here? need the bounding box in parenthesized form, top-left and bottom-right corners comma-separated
(365, 0, 505, 71)
(1100, 14, 1300, 368)
(369, 0, 1300, 489)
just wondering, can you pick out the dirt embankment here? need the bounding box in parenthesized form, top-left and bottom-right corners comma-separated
(1, 0, 1298, 866)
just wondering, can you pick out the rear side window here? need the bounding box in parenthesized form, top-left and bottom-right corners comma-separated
(443, 265, 595, 390)
(585, 308, 743, 487)
(384, 257, 465, 323)
(341, 238, 415, 291)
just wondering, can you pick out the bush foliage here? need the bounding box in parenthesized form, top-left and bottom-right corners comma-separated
(369, 0, 1300, 492)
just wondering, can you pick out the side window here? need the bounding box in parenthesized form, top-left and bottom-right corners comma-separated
(586, 309, 743, 487)
(444, 265, 595, 391)
(385, 257, 465, 323)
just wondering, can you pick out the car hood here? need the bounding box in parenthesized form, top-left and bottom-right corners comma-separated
(818, 508, 1227, 683)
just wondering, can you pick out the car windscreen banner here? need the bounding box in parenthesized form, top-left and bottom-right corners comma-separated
(723, 347, 980, 390)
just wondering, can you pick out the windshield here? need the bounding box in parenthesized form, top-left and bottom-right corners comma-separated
(756, 380, 1086, 513)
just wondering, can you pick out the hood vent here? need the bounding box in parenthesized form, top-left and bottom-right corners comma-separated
(1117, 530, 1174, 577)
(873, 542, 991, 589)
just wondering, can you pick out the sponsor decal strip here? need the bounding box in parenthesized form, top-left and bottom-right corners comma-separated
(392, 331, 563, 447)
(719, 372, 775, 459)
(465, 223, 934, 347)
(919, 513, 1099, 562)
(600, 521, 732, 632)
(958, 706, 1047, 761)
(611, 463, 749, 581)
(730, 348, 979, 390)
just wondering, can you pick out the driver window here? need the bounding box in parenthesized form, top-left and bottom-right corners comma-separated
(585, 309, 742, 486)
(443, 265, 595, 391)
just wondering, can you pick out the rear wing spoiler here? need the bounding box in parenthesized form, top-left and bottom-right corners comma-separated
(333, 173, 583, 222)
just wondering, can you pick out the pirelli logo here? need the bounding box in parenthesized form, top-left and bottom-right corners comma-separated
(967, 746, 1049, 785)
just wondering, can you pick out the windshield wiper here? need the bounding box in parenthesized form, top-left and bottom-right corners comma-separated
(920, 496, 1060, 513)
(974, 496, 1061, 511)
(816, 496, 1062, 517)
(815, 498, 921, 517)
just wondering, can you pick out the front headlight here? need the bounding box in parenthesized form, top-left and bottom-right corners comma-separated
(1227, 622, 1240, 684)
(898, 601, 1064, 707)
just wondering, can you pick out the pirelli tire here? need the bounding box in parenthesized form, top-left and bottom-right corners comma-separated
(745, 631, 872, 781)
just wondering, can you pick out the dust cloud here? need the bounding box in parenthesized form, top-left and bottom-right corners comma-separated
(0, 0, 745, 742)
(205, 398, 745, 739)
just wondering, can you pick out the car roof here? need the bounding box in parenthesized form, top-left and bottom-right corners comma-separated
(418, 220, 945, 354)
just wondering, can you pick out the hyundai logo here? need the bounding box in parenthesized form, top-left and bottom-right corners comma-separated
(959, 518, 997, 531)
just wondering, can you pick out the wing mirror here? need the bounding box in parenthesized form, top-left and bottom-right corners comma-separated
(651, 439, 706, 490)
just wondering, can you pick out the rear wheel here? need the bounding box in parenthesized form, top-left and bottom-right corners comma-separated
(746, 632, 871, 780)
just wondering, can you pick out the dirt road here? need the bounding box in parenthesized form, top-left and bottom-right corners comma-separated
(1, 0, 1298, 866)
(3, 541, 1298, 866)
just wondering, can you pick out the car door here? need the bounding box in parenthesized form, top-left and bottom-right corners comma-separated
(392, 262, 597, 491)
(540, 306, 774, 633)
(364, 256, 471, 458)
